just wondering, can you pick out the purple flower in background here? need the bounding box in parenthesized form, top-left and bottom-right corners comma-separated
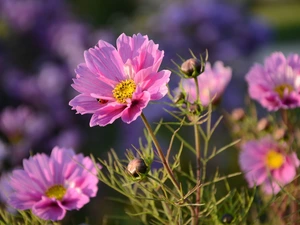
(239, 137, 300, 194)
(144, 0, 271, 63)
(0, 0, 64, 33)
(48, 21, 91, 70)
(246, 52, 300, 111)
(70, 33, 171, 126)
(8, 146, 99, 221)
(174, 61, 232, 106)
(0, 106, 49, 144)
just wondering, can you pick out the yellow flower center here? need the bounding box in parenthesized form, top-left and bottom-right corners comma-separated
(45, 185, 66, 201)
(265, 150, 285, 170)
(112, 79, 136, 103)
(274, 84, 293, 99)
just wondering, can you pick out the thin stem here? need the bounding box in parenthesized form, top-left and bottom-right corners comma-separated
(194, 124, 201, 225)
(141, 113, 197, 225)
(141, 113, 182, 195)
(280, 109, 298, 224)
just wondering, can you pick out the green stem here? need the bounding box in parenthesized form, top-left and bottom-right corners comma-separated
(141, 113, 182, 195)
(141, 113, 197, 225)
(194, 124, 201, 225)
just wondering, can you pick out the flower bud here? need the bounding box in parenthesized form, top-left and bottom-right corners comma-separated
(127, 158, 148, 177)
(231, 108, 245, 121)
(180, 58, 201, 78)
(273, 127, 286, 140)
(173, 92, 186, 105)
(257, 118, 269, 131)
(221, 213, 234, 224)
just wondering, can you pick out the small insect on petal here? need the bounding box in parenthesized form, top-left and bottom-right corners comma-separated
(97, 99, 108, 104)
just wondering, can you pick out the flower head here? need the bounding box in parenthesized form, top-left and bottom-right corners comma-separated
(69, 33, 171, 126)
(174, 61, 231, 107)
(246, 52, 300, 111)
(7, 146, 99, 221)
(239, 137, 300, 194)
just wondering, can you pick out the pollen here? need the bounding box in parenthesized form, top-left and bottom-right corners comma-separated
(274, 84, 293, 99)
(265, 150, 285, 170)
(45, 185, 67, 201)
(112, 79, 136, 103)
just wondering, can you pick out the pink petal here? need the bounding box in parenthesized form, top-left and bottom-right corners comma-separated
(135, 68, 170, 100)
(61, 188, 89, 210)
(90, 103, 126, 127)
(121, 91, 151, 123)
(32, 197, 66, 221)
(117, 33, 163, 72)
(72, 64, 114, 95)
(69, 94, 107, 114)
(84, 41, 125, 82)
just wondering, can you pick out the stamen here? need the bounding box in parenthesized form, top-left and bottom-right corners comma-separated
(45, 185, 66, 201)
(274, 84, 293, 99)
(265, 150, 285, 170)
(112, 79, 136, 103)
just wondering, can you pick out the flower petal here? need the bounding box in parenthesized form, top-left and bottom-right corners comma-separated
(32, 197, 66, 221)
(121, 91, 151, 123)
(84, 41, 125, 82)
(90, 103, 126, 127)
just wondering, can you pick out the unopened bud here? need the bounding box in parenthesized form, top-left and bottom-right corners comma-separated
(188, 103, 202, 115)
(257, 118, 269, 131)
(180, 58, 201, 78)
(127, 158, 148, 177)
(273, 128, 286, 140)
(173, 92, 186, 105)
(221, 213, 234, 224)
(231, 108, 245, 121)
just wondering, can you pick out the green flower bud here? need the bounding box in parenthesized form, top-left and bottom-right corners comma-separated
(127, 158, 148, 177)
(221, 213, 234, 224)
(180, 58, 201, 78)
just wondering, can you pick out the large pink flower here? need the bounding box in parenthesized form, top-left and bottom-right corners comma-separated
(69, 33, 171, 126)
(246, 52, 300, 111)
(239, 137, 300, 194)
(8, 146, 99, 221)
(174, 61, 232, 107)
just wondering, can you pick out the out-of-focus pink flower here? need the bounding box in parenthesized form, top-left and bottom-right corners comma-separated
(69, 33, 171, 127)
(174, 61, 232, 107)
(239, 137, 300, 194)
(8, 146, 99, 221)
(246, 52, 300, 111)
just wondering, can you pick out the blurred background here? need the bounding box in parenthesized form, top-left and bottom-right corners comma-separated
(0, 0, 299, 224)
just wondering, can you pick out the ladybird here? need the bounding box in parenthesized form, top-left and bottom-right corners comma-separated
(97, 99, 108, 104)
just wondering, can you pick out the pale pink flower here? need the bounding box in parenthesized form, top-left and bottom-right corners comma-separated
(239, 137, 300, 194)
(69, 33, 171, 126)
(8, 146, 99, 221)
(246, 52, 300, 111)
(174, 61, 231, 107)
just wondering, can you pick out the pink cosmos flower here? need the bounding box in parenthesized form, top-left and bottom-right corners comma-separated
(174, 61, 232, 107)
(8, 146, 99, 221)
(69, 33, 171, 126)
(239, 137, 300, 194)
(246, 52, 300, 111)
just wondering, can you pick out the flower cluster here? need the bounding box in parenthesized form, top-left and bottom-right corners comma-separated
(0, 1, 299, 222)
